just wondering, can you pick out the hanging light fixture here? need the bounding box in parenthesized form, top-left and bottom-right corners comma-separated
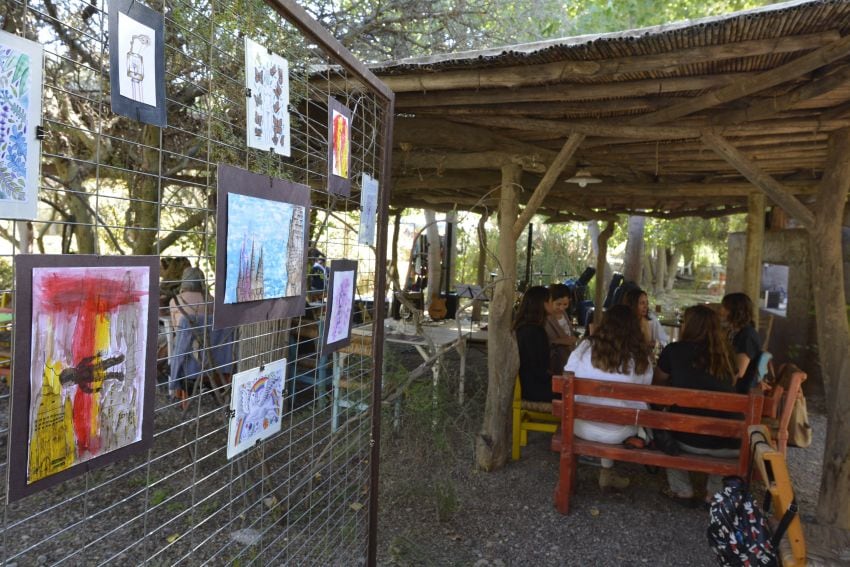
(565, 169, 602, 188)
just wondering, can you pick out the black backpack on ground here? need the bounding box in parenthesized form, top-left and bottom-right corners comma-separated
(706, 432, 798, 567)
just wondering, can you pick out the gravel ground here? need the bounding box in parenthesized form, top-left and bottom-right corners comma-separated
(376, 345, 831, 566)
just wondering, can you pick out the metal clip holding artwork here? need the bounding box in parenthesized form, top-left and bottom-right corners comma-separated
(224, 407, 236, 420)
(35, 125, 46, 140)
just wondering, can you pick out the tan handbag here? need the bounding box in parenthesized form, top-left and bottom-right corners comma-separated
(787, 391, 813, 448)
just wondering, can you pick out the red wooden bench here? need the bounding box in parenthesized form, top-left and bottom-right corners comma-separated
(551, 373, 764, 514)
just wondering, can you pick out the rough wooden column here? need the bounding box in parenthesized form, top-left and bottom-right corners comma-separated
(472, 211, 489, 322)
(424, 209, 441, 306)
(476, 163, 521, 471)
(389, 210, 402, 291)
(744, 192, 766, 325)
(809, 128, 850, 530)
(593, 221, 615, 325)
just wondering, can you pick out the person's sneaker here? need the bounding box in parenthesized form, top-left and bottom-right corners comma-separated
(599, 468, 630, 490)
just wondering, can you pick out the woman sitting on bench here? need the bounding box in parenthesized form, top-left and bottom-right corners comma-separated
(656, 305, 740, 507)
(720, 292, 762, 392)
(564, 305, 654, 490)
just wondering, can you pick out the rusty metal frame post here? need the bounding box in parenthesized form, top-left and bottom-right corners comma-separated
(261, 2, 394, 564)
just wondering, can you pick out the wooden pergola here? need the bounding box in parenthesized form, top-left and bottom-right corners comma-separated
(365, 0, 850, 528)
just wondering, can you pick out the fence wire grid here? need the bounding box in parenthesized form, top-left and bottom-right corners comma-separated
(0, 0, 392, 564)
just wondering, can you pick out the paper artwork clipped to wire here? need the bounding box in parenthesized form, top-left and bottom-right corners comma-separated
(322, 259, 357, 355)
(108, 0, 166, 126)
(244, 38, 290, 156)
(226, 358, 286, 459)
(8, 255, 158, 501)
(327, 97, 352, 196)
(0, 30, 43, 220)
(358, 173, 379, 246)
(214, 164, 310, 329)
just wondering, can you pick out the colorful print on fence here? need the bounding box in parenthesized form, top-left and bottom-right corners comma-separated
(227, 358, 286, 459)
(0, 30, 43, 220)
(224, 192, 306, 304)
(27, 266, 151, 484)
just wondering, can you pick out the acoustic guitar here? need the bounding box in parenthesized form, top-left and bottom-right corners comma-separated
(428, 294, 448, 320)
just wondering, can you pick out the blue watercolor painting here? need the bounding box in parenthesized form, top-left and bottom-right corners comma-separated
(0, 31, 42, 220)
(224, 193, 306, 304)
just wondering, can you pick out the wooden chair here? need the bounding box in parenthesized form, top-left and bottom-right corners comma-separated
(331, 333, 373, 431)
(511, 376, 558, 460)
(749, 425, 806, 567)
(762, 363, 807, 454)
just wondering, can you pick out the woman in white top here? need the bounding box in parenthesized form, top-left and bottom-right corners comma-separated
(621, 287, 669, 349)
(564, 304, 655, 490)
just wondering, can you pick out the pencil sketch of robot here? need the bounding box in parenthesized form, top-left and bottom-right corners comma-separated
(117, 12, 157, 106)
(126, 33, 150, 101)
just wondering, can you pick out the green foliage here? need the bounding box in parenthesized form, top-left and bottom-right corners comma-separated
(0, 257, 11, 291)
(558, 0, 775, 37)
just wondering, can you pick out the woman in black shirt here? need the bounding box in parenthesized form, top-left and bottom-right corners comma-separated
(720, 292, 762, 392)
(656, 305, 739, 505)
(515, 286, 555, 402)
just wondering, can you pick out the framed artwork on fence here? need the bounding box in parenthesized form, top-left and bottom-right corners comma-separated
(108, 0, 166, 126)
(214, 163, 310, 329)
(327, 97, 352, 197)
(321, 259, 357, 355)
(358, 173, 379, 246)
(244, 38, 291, 156)
(8, 255, 159, 502)
(0, 30, 43, 220)
(226, 358, 287, 459)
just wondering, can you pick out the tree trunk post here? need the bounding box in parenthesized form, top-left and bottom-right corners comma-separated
(623, 215, 646, 283)
(745, 192, 766, 326)
(390, 210, 402, 291)
(472, 211, 489, 322)
(476, 163, 521, 471)
(424, 209, 442, 307)
(809, 128, 850, 530)
(593, 221, 615, 325)
(446, 209, 458, 290)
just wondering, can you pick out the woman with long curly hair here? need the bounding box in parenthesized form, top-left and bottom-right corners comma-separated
(514, 286, 556, 402)
(655, 304, 740, 506)
(565, 304, 654, 490)
(720, 292, 762, 391)
(621, 286, 668, 349)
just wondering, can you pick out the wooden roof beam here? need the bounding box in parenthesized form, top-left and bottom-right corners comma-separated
(513, 133, 585, 239)
(394, 117, 557, 160)
(395, 74, 757, 108)
(633, 33, 850, 126)
(376, 32, 838, 92)
(394, 150, 550, 173)
(701, 132, 816, 229)
(712, 64, 850, 125)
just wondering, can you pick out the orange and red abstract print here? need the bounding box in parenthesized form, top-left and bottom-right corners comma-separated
(332, 109, 349, 179)
(27, 266, 150, 484)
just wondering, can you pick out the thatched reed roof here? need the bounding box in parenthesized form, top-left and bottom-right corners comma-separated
(366, 0, 850, 220)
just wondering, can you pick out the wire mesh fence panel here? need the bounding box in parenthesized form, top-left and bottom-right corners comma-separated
(0, 0, 391, 563)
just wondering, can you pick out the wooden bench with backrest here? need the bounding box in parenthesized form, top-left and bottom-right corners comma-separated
(551, 373, 764, 514)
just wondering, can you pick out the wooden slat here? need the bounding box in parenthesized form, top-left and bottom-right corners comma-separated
(573, 404, 745, 438)
(572, 439, 740, 475)
(552, 375, 755, 412)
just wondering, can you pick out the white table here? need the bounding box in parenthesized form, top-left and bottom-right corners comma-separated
(332, 319, 473, 431)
